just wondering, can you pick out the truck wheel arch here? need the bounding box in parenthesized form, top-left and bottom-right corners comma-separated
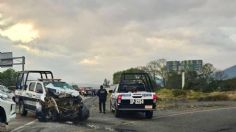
(0, 106, 6, 123)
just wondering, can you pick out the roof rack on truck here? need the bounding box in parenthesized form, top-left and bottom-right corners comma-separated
(16, 70, 54, 90)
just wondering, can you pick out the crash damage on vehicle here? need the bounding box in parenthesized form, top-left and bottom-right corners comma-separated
(36, 92, 89, 123)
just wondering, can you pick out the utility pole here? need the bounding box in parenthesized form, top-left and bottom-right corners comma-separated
(182, 72, 185, 90)
(22, 56, 25, 72)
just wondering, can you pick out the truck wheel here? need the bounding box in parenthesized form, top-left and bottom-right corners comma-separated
(36, 110, 48, 122)
(19, 101, 28, 116)
(145, 111, 153, 119)
(0, 116, 5, 124)
(115, 109, 121, 118)
(0, 108, 6, 123)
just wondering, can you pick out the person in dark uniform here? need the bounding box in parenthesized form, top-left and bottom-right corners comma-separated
(97, 85, 107, 114)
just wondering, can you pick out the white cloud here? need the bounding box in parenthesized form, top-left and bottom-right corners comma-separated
(0, 23, 39, 43)
(79, 56, 99, 65)
(0, 0, 236, 83)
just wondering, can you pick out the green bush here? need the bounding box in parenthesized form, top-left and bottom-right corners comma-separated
(172, 89, 187, 97)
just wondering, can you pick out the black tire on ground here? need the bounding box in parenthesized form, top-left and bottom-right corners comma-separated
(19, 101, 28, 116)
(36, 111, 48, 122)
(115, 109, 121, 118)
(145, 111, 153, 119)
(0, 116, 4, 123)
(0, 108, 5, 123)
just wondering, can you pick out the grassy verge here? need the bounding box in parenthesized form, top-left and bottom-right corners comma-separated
(157, 88, 236, 101)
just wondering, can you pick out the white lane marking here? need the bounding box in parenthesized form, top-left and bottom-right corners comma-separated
(11, 119, 37, 132)
(156, 106, 236, 119)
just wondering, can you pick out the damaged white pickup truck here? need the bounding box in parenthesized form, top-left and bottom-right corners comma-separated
(15, 71, 89, 123)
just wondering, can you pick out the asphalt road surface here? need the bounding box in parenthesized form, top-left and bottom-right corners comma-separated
(5, 97, 236, 132)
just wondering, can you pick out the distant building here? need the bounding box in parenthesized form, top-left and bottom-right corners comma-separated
(167, 60, 203, 73)
(166, 61, 181, 72)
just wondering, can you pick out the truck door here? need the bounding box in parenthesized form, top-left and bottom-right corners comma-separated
(24, 82, 37, 111)
(35, 82, 45, 100)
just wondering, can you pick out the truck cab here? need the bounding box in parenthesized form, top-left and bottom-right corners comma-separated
(15, 71, 81, 116)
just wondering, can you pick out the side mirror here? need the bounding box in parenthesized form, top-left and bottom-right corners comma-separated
(109, 90, 113, 94)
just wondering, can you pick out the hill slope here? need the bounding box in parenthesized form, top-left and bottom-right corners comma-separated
(224, 65, 236, 79)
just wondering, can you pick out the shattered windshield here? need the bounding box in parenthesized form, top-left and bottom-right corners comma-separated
(45, 82, 73, 90)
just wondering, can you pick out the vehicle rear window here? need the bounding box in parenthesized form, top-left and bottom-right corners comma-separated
(118, 83, 146, 93)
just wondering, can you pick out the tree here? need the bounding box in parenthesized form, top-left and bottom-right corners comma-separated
(146, 59, 168, 87)
(0, 69, 18, 88)
(166, 71, 181, 89)
(184, 71, 199, 90)
(199, 63, 216, 92)
(214, 70, 227, 81)
(200, 63, 216, 81)
(103, 78, 110, 88)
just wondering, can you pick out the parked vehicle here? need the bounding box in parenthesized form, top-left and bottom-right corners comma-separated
(14, 70, 89, 122)
(0, 85, 15, 102)
(0, 89, 16, 125)
(110, 73, 157, 118)
(77, 87, 95, 96)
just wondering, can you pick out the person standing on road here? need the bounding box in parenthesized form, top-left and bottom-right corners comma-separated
(97, 85, 107, 114)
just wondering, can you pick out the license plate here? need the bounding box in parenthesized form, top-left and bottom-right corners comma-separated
(145, 105, 153, 109)
(130, 99, 144, 104)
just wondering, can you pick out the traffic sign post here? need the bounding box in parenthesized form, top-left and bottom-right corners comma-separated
(0, 52, 25, 71)
(0, 52, 13, 67)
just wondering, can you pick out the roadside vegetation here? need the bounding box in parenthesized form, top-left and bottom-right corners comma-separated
(0, 68, 18, 89)
(157, 88, 236, 101)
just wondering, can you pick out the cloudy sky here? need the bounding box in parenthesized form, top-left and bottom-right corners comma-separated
(0, 0, 236, 84)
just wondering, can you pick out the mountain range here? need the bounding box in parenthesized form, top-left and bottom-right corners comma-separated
(224, 65, 236, 79)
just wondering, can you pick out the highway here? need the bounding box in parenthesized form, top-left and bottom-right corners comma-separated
(6, 97, 236, 132)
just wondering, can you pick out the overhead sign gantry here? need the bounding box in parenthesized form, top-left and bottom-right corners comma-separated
(0, 52, 25, 71)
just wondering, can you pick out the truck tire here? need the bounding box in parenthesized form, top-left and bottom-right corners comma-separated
(0, 117, 3, 123)
(145, 111, 153, 119)
(36, 111, 48, 122)
(0, 108, 6, 123)
(19, 101, 28, 116)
